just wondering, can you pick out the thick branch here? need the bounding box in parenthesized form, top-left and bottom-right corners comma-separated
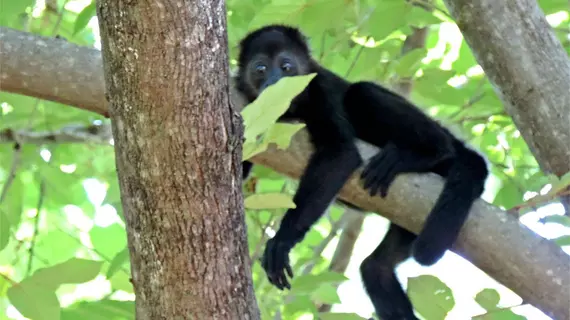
(0, 30, 109, 117)
(443, 0, 570, 178)
(1, 27, 568, 319)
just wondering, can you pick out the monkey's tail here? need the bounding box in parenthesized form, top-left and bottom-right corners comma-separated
(412, 144, 488, 266)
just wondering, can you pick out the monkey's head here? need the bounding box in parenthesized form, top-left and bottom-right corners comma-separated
(236, 25, 313, 102)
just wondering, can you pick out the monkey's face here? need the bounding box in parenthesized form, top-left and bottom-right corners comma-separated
(237, 28, 312, 101)
(245, 51, 309, 96)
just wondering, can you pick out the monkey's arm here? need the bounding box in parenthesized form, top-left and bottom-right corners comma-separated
(262, 142, 362, 289)
(346, 81, 488, 265)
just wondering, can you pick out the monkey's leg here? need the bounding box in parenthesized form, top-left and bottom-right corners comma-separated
(360, 224, 418, 320)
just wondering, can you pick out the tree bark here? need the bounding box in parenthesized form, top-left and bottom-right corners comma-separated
(1, 26, 569, 319)
(443, 0, 570, 178)
(95, 1, 259, 319)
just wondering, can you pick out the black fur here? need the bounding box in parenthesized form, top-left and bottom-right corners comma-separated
(344, 82, 488, 265)
(236, 25, 488, 320)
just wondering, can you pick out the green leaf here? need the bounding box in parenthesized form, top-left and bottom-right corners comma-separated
(493, 182, 523, 210)
(395, 48, 427, 78)
(299, 0, 347, 36)
(290, 271, 348, 293)
(263, 123, 306, 150)
(35, 230, 81, 266)
(415, 69, 465, 105)
(73, 2, 97, 35)
(539, 0, 569, 15)
(310, 284, 341, 304)
(0, 274, 9, 296)
(241, 74, 312, 161)
(452, 40, 479, 74)
(90, 224, 128, 258)
(0, 173, 24, 231)
(551, 170, 570, 194)
(407, 275, 455, 319)
(103, 178, 122, 205)
(244, 193, 296, 210)
(61, 299, 135, 320)
(248, 2, 303, 30)
(242, 139, 269, 160)
(473, 288, 527, 318)
(475, 288, 501, 311)
(32, 258, 103, 287)
(108, 272, 134, 294)
(319, 312, 367, 320)
(407, 6, 444, 27)
(539, 215, 570, 228)
(283, 295, 317, 317)
(40, 164, 89, 209)
(474, 309, 528, 320)
(7, 278, 60, 320)
(0, 0, 34, 26)
(367, 1, 413, 41)
(0, 210, 10, 251)
(107, 247, 130, 279)
(241, 74, 316, 142)
(552, 235, 570, 247)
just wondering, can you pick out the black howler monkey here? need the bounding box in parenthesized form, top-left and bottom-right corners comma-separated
(237, 25, 488, 320)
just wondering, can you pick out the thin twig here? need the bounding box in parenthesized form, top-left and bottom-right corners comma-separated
(0, 272, 17, 285)
(25, 180, 46, 276)
(299, 214, 347, 275)
(0, 144, 23, 203)
(345, 37, 369, 78)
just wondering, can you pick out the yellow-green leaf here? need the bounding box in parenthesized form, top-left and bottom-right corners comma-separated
(244, 193, 296, 210)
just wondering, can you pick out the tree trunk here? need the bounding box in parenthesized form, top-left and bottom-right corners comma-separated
(443, 0, 570, 177)
(95, 1, 260, 319)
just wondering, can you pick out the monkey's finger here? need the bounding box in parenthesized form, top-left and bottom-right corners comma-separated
(379, 164, 401, 198)
(285, 263, 294, 278)
(366, 154, 398, 195)
(377, 164, 399, 197)
(361, 153, 386, 181)
(270, 268, 285, 290)
(279, 271, 291, 290)
(267, 275, 279, 288)
(283, 277, 291, 290)
(273, 275, 286, 290)
(264, 251, 273, 276)
(363, 160, 391, 192)
(274, 252, 288, 288)
(277, 268, 288, 290)
(379, 176, 394, 198)
(263, 244, 280, 287)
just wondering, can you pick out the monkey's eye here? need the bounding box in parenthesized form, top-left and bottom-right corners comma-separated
(255, 65, 267, 74)
(281, 61, 293, 72)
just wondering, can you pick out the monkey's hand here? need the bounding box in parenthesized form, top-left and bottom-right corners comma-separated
(361, 143, 402, 198)
(262, 237, 294, 290)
